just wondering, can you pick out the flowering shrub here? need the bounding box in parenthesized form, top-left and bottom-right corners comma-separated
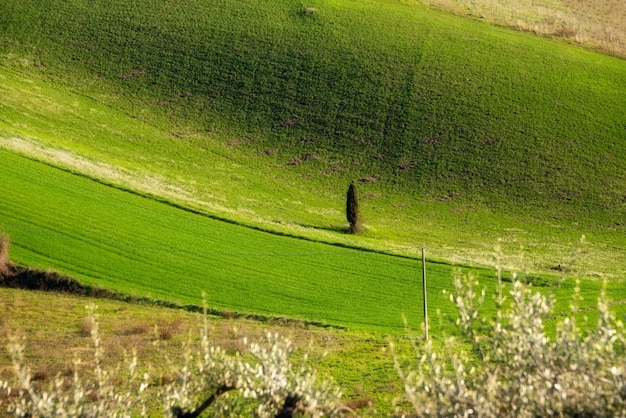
(1, 303, 344, 417)
(393, 271, 626, 417)
(160, 309, 344, 417)
(3, 256, 625, 417)
(1, 304, 148, 417)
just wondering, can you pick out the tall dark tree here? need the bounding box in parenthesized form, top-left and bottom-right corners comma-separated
(346, 181, 361, 234)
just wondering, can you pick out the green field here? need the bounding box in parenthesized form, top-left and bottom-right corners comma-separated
(4, 149, 624, 334)
(0, 148, 462, 332)
(0, 0, 625, 333)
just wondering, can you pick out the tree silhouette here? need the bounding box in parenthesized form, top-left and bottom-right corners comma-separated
(346, 182, 361, 234)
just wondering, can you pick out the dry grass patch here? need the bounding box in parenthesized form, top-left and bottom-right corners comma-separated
(118, 322, 151, 336)
(344, 396, 374, 411)
(420, 0, 626, 57)
(77, 318, 93, 337)
(0, 234, 12, 277)
(154, 318, 185, 341)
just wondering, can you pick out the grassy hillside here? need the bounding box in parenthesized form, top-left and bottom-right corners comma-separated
(3, 149, 624, 333)
(0, 148, 464, 333)
(0, 0, 625, 276)
(2, 0, 624, 207)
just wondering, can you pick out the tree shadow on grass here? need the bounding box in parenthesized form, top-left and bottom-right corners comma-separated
(292, 222, 350, 235)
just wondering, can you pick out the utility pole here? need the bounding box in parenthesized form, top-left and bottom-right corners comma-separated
(422, 246, 428, 341)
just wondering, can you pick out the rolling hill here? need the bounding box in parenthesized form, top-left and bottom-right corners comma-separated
(1, 2, 625, 414)
(0, 0, 625, 308)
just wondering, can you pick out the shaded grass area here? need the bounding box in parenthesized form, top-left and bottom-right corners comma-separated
(0, 264, 346, 330)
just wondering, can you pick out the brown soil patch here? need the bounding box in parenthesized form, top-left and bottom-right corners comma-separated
(397, 163, 415, 170)
(285, 157, 302, 166)
(282, 118, 303, 127)
(118, 70, 146, 79)
(359, 175, 379, 183)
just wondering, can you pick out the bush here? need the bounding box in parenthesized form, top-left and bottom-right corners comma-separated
(1, 304, 145, 417)
(1, 303, 344, 417)
(392, 270, 626, 417)
(0, 233, 12, 277)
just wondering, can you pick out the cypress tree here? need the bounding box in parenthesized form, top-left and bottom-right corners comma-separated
(346, 181, 361, 234)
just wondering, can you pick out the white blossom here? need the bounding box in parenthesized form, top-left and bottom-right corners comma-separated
(393, 266, 626, 417)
